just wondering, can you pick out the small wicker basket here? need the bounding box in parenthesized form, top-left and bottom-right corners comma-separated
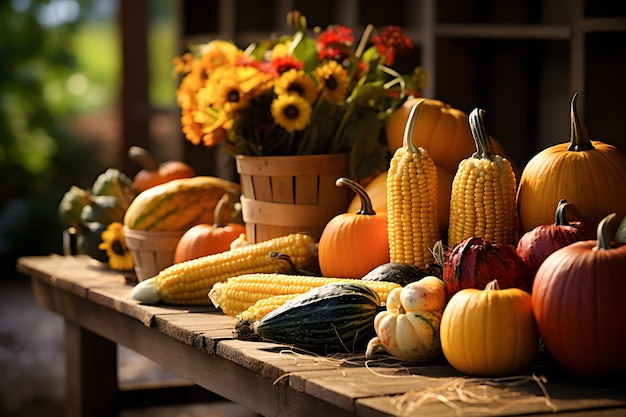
(235, 153, 351, 243)
(124, 227, 185, 281)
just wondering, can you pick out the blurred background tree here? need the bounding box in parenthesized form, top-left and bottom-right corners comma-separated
(0, 0, 177, 276)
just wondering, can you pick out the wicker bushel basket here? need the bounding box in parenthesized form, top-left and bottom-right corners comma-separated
(235, 153, 352, 243)
(124, 227, 185, 281)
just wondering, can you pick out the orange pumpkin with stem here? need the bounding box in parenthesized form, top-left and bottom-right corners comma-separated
(517, 92, 626, 235)
(129, 146, 196, 192)
(174, 193, 245, 263)
(532, 213, 626, 378)
(318, 177, 389, 279)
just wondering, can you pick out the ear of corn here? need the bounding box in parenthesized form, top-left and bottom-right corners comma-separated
(447, 108, 517, 247)
(131, 233, 318, 305)
(236, 293, 301, 322)
(387, 101, 440, 268)
(209, 273, 401, 317)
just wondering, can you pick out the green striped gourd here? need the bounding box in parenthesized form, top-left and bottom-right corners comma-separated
(123, 176, 240, 231)
(251, 281, 382, 354)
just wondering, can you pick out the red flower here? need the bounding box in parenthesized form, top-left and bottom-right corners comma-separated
(317, 25, 354, 62)
(271, 55, 304, 75)
(371, 25, 413, 66)
(235, 55, 276, 75)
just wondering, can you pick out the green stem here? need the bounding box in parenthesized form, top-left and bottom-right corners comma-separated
(568, 92, 595, 152)
(469, 108, 495, 160)
(336, 177, 376, 215)
(298, 95, 325, 154)
(329, 103, 352, 153)
(595, 213, 616, 250)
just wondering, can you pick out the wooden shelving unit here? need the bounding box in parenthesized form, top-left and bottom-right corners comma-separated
(176, 0, 626, 173)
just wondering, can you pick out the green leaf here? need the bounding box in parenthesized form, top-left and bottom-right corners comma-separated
(616, 214, 626, 243)
(289, 29, 319, 73)
(342, 115, 389, 180)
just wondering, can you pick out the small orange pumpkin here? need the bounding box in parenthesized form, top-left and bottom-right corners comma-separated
(318, 177, 389, 279)
(129, 146, 196, 192)
(173, 194, 244, 263)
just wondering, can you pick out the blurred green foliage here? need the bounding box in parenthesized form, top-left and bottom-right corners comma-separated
(0, 0, 107, 271)
(0, 0, 177, 273)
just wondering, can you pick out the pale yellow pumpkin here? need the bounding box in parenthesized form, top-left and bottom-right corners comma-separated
(366, 276, 446, 363)
(440, 279, 538, 376)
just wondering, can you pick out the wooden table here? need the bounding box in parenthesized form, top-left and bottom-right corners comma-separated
(16, 255, 626, 417)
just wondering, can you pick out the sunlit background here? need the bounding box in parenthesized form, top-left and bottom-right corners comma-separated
(1, 0, 178, 274)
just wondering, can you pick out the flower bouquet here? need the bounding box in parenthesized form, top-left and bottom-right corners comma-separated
(173, 11, 425, 181)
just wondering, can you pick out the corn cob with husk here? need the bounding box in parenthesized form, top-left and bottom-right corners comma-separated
(131, 233, 318, 305)
(447, 108, 517, 247)
(387, 100, 440, 269)
(209, 273, 401, 317)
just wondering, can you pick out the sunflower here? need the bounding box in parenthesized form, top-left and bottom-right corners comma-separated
(274, 69, 318, 104)
(271, 94, 312, 133)
(314, 60, 349, 103)
(98, 222, 134, 272)
(192, 107, 230, 147)
(202, 66, 273, 114)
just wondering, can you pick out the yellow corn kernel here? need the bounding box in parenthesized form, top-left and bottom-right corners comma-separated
(448, 108, 517, 247)
(131, 233, 318, 305)
(209, 273, 401, 317)
(236, 293, 300, 322)
(387, 101, 440, 269)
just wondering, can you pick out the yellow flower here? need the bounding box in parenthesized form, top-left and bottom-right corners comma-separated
(271, 94, 312, 133)
(202, 66, 273, 114)
(196, 40, 243, 72)
(270, 41, 291, 59)
(314, 60, 349, 103)
(98, 222, 134, 272)
(274, 69, 318, 104)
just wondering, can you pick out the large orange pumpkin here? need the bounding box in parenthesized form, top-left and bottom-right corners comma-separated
(517, 93, 626, 235)
(532, 214, 626, 378)
(386, 97, 519, 178)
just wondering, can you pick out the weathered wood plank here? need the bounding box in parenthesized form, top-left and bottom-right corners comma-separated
(217, 339, 344, 384)
(18, 254, 129, 299)
(34, 281, 355, 417)
(293, 365, 626, 417)
(152, 312, 236, 353)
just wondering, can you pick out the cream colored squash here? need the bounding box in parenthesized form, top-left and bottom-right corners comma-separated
(366, 276, 446, 363)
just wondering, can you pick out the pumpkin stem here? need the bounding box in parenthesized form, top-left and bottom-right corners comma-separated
(595, 213, 616, 250)
(469, 108, 495, 160)
(554, 199, 585, 226)
(213, 193, 232, 228)
(568, 92, 594, 152)
(403, 100, 423, 154)
(268, 251, 321, 276)
(485, 279, 500, 291)
(336, 177, 376, 215)
(128, 146, 159, 171)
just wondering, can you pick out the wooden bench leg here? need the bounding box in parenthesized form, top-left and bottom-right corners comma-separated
(65, 319, 119, 417)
